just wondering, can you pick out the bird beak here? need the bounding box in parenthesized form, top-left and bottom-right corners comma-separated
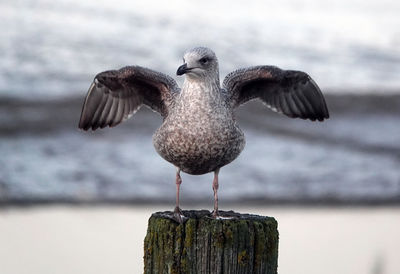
(176, 63, 190, 76)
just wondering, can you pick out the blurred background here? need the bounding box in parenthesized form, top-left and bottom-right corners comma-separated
(0, 0, 399, 273)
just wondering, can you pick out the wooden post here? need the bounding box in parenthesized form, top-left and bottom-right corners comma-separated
(144, 210, 278, 274)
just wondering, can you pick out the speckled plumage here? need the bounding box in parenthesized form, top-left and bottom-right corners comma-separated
(79, 46, 329, 220)
(153, 71, 245, 175)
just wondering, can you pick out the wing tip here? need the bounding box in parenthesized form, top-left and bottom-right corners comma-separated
(311, 111, 330, 122)
(78, 122, 94, 131)
(317, 104, 330, 121)
(78, 118, 89, 131)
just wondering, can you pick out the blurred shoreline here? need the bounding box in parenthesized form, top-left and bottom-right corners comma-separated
(2, 198, 400, 208)
(1, 92, 400, 135)
(1, 91, 399, 206)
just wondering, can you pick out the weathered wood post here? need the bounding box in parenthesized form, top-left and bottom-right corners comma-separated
(144, 210, 278, 274)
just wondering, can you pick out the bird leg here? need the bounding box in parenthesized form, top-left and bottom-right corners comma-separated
(212, 168, 220, 218)
(173, 167, 184, 223)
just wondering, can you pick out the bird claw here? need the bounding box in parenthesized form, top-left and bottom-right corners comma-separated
(172, 206, 187, 224)
(207, 211, 236, 220)
(211, 209, 219, 219)
(174, 206, 183, 215)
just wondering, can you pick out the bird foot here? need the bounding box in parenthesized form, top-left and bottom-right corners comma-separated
(211, 209, 219, 219)
(172, 206, 187, 224)
(208, 210, 236, 220)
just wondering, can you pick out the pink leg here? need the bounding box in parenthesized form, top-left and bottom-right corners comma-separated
(175, 168, 182, 212)
(212, 168, 220, 218)
(173, 167, 183, 222)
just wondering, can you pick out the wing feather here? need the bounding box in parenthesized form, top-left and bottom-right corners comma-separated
(105, 96, 118, 126)
(291, 91, 307, 116)
(283, 92, 298, 118)
(99, 95, 114, 128)
(90, 90, 108, 130)
(111, 95, 125, 127)
(223, 66, 329, 121)
(79, 66, 179, 131)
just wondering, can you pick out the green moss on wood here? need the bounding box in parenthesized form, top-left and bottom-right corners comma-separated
(238, 250, 249, 266)
(144, 210, 278, 274)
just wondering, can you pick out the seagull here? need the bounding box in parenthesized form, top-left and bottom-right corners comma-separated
(79, 46, 329, 222)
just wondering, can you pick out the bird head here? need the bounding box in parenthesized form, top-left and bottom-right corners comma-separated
(177, 47, 219, 80)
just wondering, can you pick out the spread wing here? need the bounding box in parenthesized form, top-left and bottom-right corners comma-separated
(78, 66, 179, 130)
(223, 66, 329, 121)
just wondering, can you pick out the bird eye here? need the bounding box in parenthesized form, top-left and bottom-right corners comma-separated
(199, 57, 208, 64)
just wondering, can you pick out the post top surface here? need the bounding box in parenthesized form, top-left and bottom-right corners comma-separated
(151, 209, 277, 224)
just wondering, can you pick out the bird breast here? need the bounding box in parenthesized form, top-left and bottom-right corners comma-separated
(152, 85, 245, 174)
